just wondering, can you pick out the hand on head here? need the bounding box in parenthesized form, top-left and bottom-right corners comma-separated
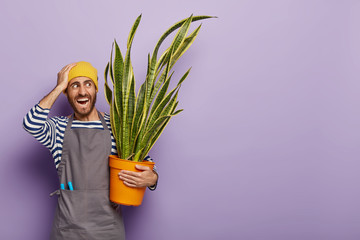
(57, 63, 77, 92)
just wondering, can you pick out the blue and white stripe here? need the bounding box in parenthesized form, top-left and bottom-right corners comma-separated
(23, 104, 153, 169)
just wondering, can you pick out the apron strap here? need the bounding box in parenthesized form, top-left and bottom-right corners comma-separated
(98, 112, 109, 131)
(66, 114, 74, 131)
(67, 112, 108, 131)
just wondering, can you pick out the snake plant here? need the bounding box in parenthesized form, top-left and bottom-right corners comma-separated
(104, 14, 213, 162)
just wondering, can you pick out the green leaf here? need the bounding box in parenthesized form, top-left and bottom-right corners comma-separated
(145, 16, 214, 110)
(148, 71, 173, 123)
(142, 118, 170, 158)
(160, 89, 179, 118)
(171, 25, 202, 68)
(113, 40, 124, 123)
(104, 63, 112, 105)
(120, 15, 141, 158)
(121, 57, 131, 158)
(111, 98, 122, 157)
(109, 42, 115, 85)
(169, 15, 193, 55)
(177, 67, 191, 86)
(127, 74, 136, 154)
(155, 48, 169, 73)
(146, 53, 151, 78)
(106, 15, 214, 160)
(132, 112, 146, 157)
(152, 15, 214, 59)
(145, 56, 157, 108)
(148, 45, 175, 117)
(131, 82, 146, 146)
(114, 40, 124, 82)
(146, 85, 178, 132)
(143, 100, 182, 157)
(149, 70, 174, 113)
(127, 14, 142, 48)
(133, 115, 171, 161)
(150, 49, 169, 98)
(172, 109, 183, 115)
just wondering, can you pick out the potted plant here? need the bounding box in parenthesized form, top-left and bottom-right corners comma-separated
(104, 14, 213, 206)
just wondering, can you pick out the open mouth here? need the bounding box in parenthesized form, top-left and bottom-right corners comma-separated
(76, 97, 89, 105)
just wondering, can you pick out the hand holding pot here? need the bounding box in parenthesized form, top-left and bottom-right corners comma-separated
(118, 165, 158, 188)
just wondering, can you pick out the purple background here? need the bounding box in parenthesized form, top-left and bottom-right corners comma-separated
(1, 0, 360, 239)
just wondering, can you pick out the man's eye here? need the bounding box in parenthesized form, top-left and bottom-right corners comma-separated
(86, 83, 91, 87)
(72, 84, 78, 88)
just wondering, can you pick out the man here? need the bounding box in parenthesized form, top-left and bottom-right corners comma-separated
(23, 61, 158, 240)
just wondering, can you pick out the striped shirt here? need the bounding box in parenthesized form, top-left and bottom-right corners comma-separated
(23, 104, 154, 169)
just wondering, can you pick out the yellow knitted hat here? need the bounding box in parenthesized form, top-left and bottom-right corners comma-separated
(68, 61, 98, 91)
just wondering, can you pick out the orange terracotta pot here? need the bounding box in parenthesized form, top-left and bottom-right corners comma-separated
(109, 155, 155, 206)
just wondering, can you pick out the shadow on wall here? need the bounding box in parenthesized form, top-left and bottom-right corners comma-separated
(50, 95, 74, 118)
(17, 146, 59, 191)
(12, 141, 59, 238)
(121, 193, 154, 238)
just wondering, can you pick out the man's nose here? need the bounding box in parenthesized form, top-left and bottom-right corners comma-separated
(78, 85, 86, 95)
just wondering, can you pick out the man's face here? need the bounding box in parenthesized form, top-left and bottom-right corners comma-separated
(66, 76, 97, 118)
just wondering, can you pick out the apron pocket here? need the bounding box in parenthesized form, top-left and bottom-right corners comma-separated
(58, 189, 116, 230)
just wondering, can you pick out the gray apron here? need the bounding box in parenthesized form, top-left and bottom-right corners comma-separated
(50, 113, 125, 240)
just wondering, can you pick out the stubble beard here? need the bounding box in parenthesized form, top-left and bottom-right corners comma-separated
(68, 93, 97, 119)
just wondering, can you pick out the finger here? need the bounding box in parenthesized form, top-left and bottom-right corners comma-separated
(123, 181, 138, 188)
(61, 63, 76, 73)
(123, 178, 138, 186)
(60, 63, 74, 71)
(63, 63, 77, 73)
(60, 65, 69, 72)
(135, 165, 151, 171)
(119, 170, 141, 177)
(119, 174, 139, 184)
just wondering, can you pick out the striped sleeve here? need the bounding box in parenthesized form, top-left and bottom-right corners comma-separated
(23, 104, 68, 168)
(23, 104, 57, 150)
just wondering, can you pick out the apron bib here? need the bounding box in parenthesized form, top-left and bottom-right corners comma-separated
(50, 113, 125, 240)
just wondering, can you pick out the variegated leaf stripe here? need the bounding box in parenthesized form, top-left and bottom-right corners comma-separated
(104, 14, 214, 161)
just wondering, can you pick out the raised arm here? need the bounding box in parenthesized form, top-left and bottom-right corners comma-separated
(39, 63, 76, 109)
(23, 63, 76, 150)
